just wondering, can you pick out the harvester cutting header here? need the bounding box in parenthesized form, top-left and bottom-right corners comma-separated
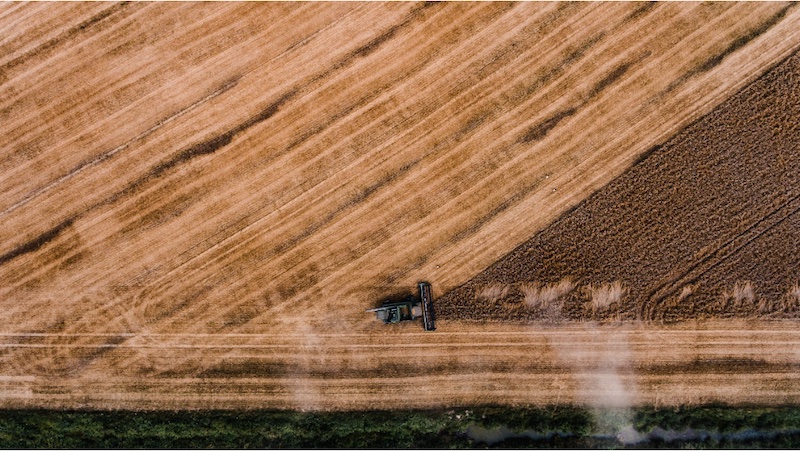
(366, 282, 436, 331)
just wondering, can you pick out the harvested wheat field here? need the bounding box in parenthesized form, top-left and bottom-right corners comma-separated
(2, 2, 800, 410)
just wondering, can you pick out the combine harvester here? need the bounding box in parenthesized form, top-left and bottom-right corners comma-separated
(366, 282, 436, 331)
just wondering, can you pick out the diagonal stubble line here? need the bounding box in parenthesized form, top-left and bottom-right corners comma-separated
(122, 1, 800, 332)
(92, 2, 545, 326)
(0, 2, 133, 82)
(0, 3, 436, 268)
(0, 76, 241, 219)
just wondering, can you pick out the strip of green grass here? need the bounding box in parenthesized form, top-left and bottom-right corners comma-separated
(0, 409, 466, 449)
(2, 405, 800, 448)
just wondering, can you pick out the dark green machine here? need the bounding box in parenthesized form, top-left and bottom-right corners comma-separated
(365, 298, 417, 324)
(366, 282, 436, 331)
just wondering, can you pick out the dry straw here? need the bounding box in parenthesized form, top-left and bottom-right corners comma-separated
(588, 281, 627, 312)
(677, 285, 695, 302)
(477, 283, 510, 303)
(721, 281, 755, 309)
(773, 283, 800, 313)
(790, 283, 800, 304)
(520, 278, 575, 310)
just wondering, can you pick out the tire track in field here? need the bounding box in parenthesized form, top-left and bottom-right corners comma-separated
(0, 76, 241, 218)
(123, 3, 520, 282)
(664, 2, 796, 95)
(105, 2, 448, 268)
(0, 2, 132, 84)
(175, 2, 650, 304)
(5, 322, 800, 408)
(0, 3, 460, 366)
(379, 49, 652, 283)
(642, 192, 800, 320)
(115, 1, 556, 334)
(0, 78, 243, 267)
(0, 3, 362, 229)
(277, 2, 517, 157)
(2, 293, 139, 377)
(122, 2, 573, 307)
(15, 1, 636, 314)
(118, 89, 298, 193)
(187, 5, 651, 328)
(0, 2, 437, 268)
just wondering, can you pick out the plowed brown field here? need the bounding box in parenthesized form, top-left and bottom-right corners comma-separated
(2, 2, 800, 410)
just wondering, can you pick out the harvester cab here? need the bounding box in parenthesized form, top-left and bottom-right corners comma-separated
(366, 282, 436, 331)
(367, 297, 416, 324)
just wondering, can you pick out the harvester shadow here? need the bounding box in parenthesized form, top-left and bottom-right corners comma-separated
(371, 290, 416, 309)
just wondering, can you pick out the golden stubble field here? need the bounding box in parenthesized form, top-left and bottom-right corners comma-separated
(2, 2, 800, 409)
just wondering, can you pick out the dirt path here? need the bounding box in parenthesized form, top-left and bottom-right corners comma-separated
(2, 320, 800, 410)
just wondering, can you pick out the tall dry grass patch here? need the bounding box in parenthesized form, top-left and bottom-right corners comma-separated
(733, 281, 755, 305)
(721, 281, 755, 309)
(476, 284, 510, 303)
(588, 281, 627, 312)
(677, 285, 695, 302)
(771, 283, 800, 313)
(520, 278, 575, 310)
(790, 284, 800, 303)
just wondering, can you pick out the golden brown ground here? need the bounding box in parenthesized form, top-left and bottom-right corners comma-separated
(2, 2, 800, 409)
(3, 321, 800, 410)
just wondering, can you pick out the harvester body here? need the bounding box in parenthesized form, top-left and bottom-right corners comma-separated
(367, 282, 436, 331)
(366, 298, 416, 324)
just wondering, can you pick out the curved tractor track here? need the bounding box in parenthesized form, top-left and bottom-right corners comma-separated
(2, 2, 800, 409)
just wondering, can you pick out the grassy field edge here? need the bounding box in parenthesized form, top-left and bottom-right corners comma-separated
(3, 404, 800, 448)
